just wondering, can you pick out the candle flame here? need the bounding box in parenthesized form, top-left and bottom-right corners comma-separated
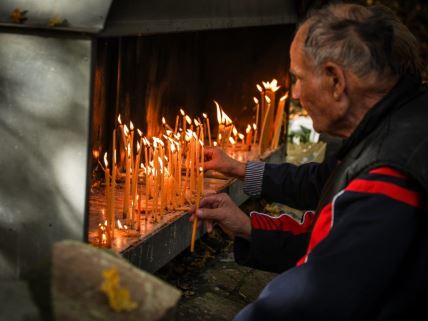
(253, 123, 257, 130)
(194, 119, 200, 126)
(130, 121, 134, 131)
(282, 92, 289, 100)
(180, 109, 185, 116)
(137, 128, 143, 137)
(263, 79, 280, 92)
(199, 166, 203, 173)
(222, 110, 233, 125)
(127, 143, 131, 157)
(117, 219, 123, 229)
(185, 115, 192, 125)
(171, 143, 176, 152)
(117, 114, 122, 124)
(162, 117, 166, 125)
(124, 124, 129, 136)
(265, 96, 271, 104)
(101, 233, 107, 243)
(238, 133, 244, 140)
(214, 100, 222, 124)
(202, 113, 207, 119)
(229, 137, 236, 144)
(104, 219, 108, 226)
(246, 124, 252, 134)
(199, 139, 204, 146)
(104, 152, 108, 167)
(232, 127, 238, 136)
(213, 141, 218, 146)
(137, 141, 140, 152)
(92, 148, 100, 159)
(256, 84, 263, 92)
(253, 97, 259, 104)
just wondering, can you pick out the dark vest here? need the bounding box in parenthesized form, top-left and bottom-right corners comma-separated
(316, 76, 428, 213)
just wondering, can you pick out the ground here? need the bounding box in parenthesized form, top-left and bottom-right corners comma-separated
(155, 198, 277, 321)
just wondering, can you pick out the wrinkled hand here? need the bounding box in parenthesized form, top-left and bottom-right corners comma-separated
(189, 193, 251, 240)
(204, 147, 246, 179)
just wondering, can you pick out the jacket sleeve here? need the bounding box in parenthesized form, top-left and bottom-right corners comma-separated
(233, 167, 424, 321)
(260, 155, 337, 209)
(234, 210, 315, 273)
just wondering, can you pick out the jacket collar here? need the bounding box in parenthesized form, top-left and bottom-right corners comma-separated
(337, 75, 423, 160)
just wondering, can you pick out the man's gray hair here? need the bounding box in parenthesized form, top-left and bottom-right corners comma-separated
(302, 4, 422, 79)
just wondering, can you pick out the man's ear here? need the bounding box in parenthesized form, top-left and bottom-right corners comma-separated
(323, 62, 346, 101)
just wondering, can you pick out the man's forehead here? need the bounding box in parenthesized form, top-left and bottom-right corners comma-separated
(293, 22, 310, 48)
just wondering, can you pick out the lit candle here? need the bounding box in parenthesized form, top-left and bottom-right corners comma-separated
(129, 121, 134, 172)
(245, 124, 252, 148)
(117, 114, 127, 148)
(131, 141, 142, 229)
(123, 143, 131, 220)
(186, 115, 192, 133)
(263, 79, 280, 146)
(174, 115, 179, 134)
(180, 109, 186, 132)
(252, 123, 257, 145)
(232, 126, 238, 143)
(214, 100, 223, 145)
(143, 138, 149, 168)
(190, 167, 204, 252)
(271, 93, 288, 149)
(145, 166, 150, 229)
(159, 157, 164, 218)
(256, 84, 265, 131)
(259, 95, 271, 155)
(238, 133, 245, 146)
(103, 153, 111, 233)
(111, 129, 117, 239)
(253, 97, 259, 144)
(202, 113, 212, 146)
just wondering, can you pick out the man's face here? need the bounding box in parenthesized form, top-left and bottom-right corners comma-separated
(289, 25, 347, 136)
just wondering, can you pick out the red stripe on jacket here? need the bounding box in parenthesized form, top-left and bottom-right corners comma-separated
(296, 167, 420, 266)
(346, 179, 420, 207)
(297, 203, 333, 266)
(369, 167, 408, 180)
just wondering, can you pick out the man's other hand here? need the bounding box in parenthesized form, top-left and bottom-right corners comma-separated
(204, 147, 246, 179)
(189, 193, 251, 240)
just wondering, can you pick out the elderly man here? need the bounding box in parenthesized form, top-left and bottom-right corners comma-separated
(191, 3, 428, 321)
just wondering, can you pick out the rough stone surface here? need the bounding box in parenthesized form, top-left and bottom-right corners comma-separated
(238, 270, 277, 302)
(156, 226, 277, 321)
(52, 240, 181, 321)
(178, 291, 246, 321)
(0, 279, 41, 321)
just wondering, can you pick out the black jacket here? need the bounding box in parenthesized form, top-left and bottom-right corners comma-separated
(234, 76, 428, 321)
